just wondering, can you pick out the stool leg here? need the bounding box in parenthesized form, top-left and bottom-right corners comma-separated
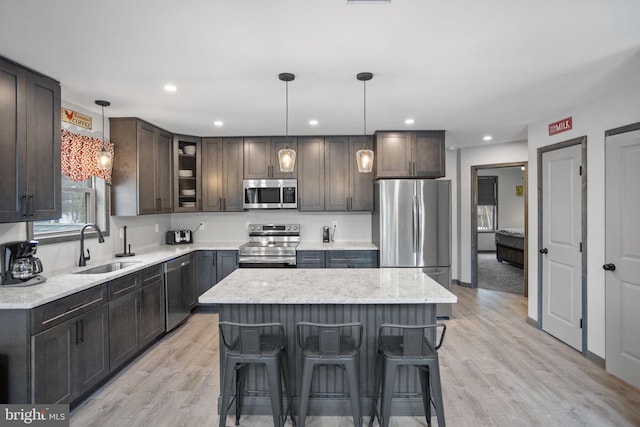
(280, 351, 296, 426)
(235, 365, 247, 426)
(417, 367, 431, 427)
(298, 358, 314, 427)
(344, 358, 362, 426)
(219, 357, 237, 427)
(368, 350, 382, 427)
(380, 359, 398, 427)
(266, 358, 285, 427)
(429, 361, 445, 427)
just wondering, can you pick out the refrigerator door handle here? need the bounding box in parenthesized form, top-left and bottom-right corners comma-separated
(416, 195, 422, 254)
(412, 196, 419, 253)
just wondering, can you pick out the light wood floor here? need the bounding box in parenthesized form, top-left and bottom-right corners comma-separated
(71, 285, 640, 427)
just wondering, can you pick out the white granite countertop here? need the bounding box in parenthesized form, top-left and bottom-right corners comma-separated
(199, 268, 457, 305)
(0, 242, 244, 309)
(297, 242, 378, 251)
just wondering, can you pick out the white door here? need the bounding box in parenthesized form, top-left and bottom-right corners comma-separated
(605, 127, 640, 389)
(541, 144, 583, 350)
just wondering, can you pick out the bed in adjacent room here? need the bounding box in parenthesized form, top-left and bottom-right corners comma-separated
(495, 228, 525, 268)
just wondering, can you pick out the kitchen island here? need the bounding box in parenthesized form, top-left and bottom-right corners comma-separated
(199, 268, 457, 417)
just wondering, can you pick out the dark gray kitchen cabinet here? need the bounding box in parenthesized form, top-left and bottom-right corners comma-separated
(0, 56, 61, 223)
(108, 274, 139, 370)
(173, 134, 202, 212)
(32, 304, 109, 404)
(326, 250, 378, 268)
(297, 137, 325, 211)
(216, 250, 238, 282)
(324, 136, 373, 211)
(374, 131, 445, 178)
(110, 118, 173, 215)
(202, 138, 244, 212)
(138, 266, 165, 347)
(196, 250, 217, 297)
(296, 250, 326, 268)
(244, 137, 298, 179)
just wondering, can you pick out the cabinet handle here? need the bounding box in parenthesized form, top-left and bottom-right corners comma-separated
(74, 321, 79, 345)
(113, 283, 138, 296)
(21, 195, 28, 217)
(79, 319, 84, 343)
(28, 194, 35, 217)
(223, 198, 226, 211)
(219, 198, 223, 210)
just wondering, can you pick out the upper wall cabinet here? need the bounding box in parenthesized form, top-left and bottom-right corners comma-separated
(374, 131, 445, 179)
(297, 137, 325, 211)
(244, 137, 298, 179)
(324, 136, 373, 211)
(202, 137, 244, 212)
(0, 57, 61, 223)
(173, 135, 201, 212)
(110, 118, 173, 215)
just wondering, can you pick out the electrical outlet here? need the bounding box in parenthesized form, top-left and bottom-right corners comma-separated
(154, 224, 159, 233)
(332, 221, 338, 229)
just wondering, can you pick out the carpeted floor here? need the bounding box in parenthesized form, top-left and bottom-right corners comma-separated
(478, 252, 524, 294)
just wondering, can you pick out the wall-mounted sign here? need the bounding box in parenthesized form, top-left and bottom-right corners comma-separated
(548, 117, 572, 136)
(61, 108, 92, 129)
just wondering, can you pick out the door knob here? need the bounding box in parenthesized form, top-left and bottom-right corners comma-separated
(602, 263, 616, 271)
(539, 248, 548, 254)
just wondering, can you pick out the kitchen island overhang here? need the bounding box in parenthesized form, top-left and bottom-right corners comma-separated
(199, 268, 457, 418)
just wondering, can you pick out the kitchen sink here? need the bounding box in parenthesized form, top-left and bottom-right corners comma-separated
(74, 261, 141, 274)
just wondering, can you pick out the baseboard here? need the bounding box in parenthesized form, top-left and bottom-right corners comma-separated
(586, 351, 606, 369)
(454, 279, 472, 288)
(526, 316, 539, 328)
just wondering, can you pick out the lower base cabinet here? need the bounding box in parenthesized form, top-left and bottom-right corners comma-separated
(297, 250, 378, 269)
(139, 275, 164, 347)
(32, 304, 109, 404)
(216, 250, 238, 282)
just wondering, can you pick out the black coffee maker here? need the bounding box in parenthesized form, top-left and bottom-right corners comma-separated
(0, 240, 46, 287)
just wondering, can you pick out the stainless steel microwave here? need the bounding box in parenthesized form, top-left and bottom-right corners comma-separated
(243, 179, 298, 209)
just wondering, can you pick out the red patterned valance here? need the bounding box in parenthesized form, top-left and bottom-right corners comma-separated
(61, 129, 114, 184)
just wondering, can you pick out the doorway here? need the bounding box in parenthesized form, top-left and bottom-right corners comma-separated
(537, 137, 586, 354)
(471, 162, 528, 297)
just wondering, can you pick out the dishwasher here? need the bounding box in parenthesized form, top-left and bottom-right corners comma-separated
(164, 254, 195, 331)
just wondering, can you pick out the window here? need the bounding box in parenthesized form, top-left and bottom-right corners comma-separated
(31, 175, 109, 243)
(477, 176, 498, 231)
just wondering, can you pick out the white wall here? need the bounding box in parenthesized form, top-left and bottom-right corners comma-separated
(457, 142, 528, 283)
(526, 52, 640, 358)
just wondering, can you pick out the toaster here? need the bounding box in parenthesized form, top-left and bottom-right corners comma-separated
(166, 230, 193, 245)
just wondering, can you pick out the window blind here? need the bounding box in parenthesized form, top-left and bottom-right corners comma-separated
(478, 176, 497, 205)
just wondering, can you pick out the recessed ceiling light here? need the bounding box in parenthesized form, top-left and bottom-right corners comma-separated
(213, 120, 223, 127)
(447, 146, 456, 151)
(309, 119, 319, 126)
(164, 84, 177, 92)
(483, 135, 493, 141)
(405, 118, 415, 125)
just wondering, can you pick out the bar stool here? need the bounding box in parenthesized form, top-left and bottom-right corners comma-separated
(369, 323, 447, 427)
(218, 321, 295, 427)
(296, 321, 364, 427)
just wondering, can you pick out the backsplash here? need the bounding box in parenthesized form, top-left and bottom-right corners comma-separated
(0, 211, 371, 278)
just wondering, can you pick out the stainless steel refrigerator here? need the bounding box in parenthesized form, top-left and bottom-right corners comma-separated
(372, 179, 452, 317)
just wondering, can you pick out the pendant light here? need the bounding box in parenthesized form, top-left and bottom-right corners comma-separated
(356, 72, 374, 173)
(95, 100, 113, 170)
(278, 73, 296, 173)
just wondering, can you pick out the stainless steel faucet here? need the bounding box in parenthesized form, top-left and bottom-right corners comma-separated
(79, 223, 105, 266)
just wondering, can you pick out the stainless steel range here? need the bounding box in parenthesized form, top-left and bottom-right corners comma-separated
(238, 224, 300, 268)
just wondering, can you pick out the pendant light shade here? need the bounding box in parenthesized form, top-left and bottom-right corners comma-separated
(278, 72, 296, 173)
(95, 100, 113, 170)
(356, 72, 374, 173)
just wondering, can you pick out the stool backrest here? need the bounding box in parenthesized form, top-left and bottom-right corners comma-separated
(219, 321, 285, 357)
(379, 323, 447, 359)
(297, 321, 363, 358)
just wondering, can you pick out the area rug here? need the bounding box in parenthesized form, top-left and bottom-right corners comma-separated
(478, 252, 524, 294)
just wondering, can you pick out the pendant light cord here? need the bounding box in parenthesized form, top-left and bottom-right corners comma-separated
(285, 80, 289, 139)
(101, 104, 106, 149)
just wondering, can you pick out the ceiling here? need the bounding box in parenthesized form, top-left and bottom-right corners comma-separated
(1, 0, 639, 148)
